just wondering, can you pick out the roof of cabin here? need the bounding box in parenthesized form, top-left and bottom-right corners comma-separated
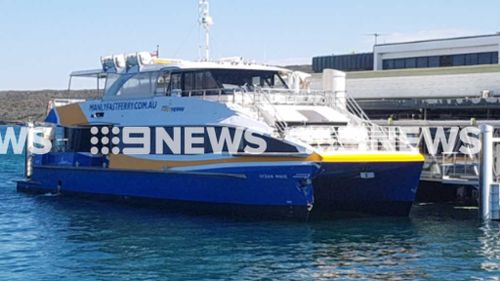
(70, 60, 290, 77)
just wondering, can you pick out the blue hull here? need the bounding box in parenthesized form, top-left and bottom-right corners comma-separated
(16, 155, 423, 219)
(17, 163, 317, 220)
(312, 161, 423, 217)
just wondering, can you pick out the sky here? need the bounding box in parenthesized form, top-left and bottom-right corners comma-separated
(0, 0, 499, 90)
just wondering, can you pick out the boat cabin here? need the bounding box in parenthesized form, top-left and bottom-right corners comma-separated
(69, 53, 291, 100)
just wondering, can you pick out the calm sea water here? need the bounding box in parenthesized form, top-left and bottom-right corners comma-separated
(0, 127, 499, 280)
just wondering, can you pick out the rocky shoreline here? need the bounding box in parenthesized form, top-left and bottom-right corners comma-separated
(0, 90, 100, 124)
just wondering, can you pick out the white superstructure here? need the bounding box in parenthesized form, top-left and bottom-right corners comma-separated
(64, 52, 416, 154)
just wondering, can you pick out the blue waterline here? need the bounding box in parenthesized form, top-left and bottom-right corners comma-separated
(0, 126, 499, 280)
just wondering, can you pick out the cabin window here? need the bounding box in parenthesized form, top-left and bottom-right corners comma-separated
(104, 73, 120, 95)
(182, 71, 220, 96)
(203, 71, 219, 89)
(209, 69, 288, 91)
(168, 73, 182, 96)
(271, 73, 287, 88)
(155, 72, 171, 95)
(116, 72, 156, 98)
(104, 72, 158, 99)
(103, 69, 290, 98)
(184, 72, 195, 92)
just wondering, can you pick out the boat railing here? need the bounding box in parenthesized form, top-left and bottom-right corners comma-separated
(182, 88, 289, 135)
(255, 90, 289, 135)
(182, 87, 337, 105)
(182, 87, 417, 152)
(286, 125, 416, 152)
(342, 98, 416, 151)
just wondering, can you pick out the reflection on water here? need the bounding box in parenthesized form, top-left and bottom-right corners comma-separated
(480, 224, 500, 272)
(1, 151, 500, 280)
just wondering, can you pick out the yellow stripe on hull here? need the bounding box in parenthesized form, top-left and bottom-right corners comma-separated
(108, 151, 424, 171)
(108, 154, 318, 171)
(319, 152, 425, 163)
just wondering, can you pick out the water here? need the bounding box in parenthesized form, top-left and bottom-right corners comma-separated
(1, 129, 500, 280)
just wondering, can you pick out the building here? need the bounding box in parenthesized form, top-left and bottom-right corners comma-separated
(374, 34, 500, 70)
(312, 53, 373, 73)
(309, 34, 500, 121)
(309, 64, 500, 120)
(344, 66, 500, 120)
(312, 33, 500, 73)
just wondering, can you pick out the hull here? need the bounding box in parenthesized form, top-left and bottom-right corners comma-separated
(312, 161, 423, 218)
(17, 152, 423, 219)
(17, 163, 317, 220)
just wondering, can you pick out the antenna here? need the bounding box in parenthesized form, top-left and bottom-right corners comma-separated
(199, 0, 213, 61)
(365, 33, 385, 45)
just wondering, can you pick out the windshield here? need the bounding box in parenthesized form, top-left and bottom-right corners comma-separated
(104, 72, 158, 99)
(104, 73, 120, 95)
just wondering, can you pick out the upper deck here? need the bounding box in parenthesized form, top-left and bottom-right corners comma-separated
(69, 52, 307, 101)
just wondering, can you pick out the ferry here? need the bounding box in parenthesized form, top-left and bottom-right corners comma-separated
(16, 52, 424, 220)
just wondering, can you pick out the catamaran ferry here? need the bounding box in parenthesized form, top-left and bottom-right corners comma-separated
(17, 52, 424, 220)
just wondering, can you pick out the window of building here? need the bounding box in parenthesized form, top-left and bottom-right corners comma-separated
(381, 51, 499, 71)
(491, 52, 498, 64)
(383, 59, 394, 69)
(428, 56, 439, 67)
(439, 55, 453, 67)
(328, 56, 335, 69)
(405, 58, 416, 68)
(452, 55, 465, 66)
(465, 53, 478, 65)
(394, 58, 405, 69)
(478, 52, 492, 64)
(416, 57, 428, 68)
